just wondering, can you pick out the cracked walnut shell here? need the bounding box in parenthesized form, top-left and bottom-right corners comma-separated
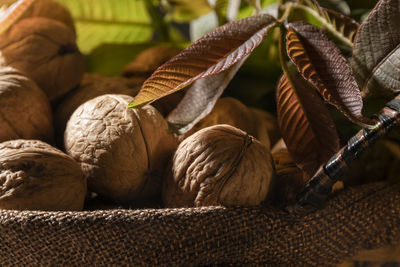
(163, 124, 274, 207)
(64, 94, 177, 203)
(0, 17, 85, 101)
(0, 66, 53, 143)
(0, 139, 86, 211)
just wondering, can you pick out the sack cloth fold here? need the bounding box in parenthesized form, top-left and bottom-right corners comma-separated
(0, 182, 399, 266)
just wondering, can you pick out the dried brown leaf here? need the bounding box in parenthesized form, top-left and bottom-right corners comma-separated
(286, 21, 371, 127)
(351, 0, 400, 96)
(129, 13, 277, 108)
(276, 74, 340, 175)
(298, 0, 359, 46)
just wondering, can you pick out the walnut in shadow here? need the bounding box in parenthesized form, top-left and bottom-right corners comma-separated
(0, 139, 86, 211)
(122, 45, 182, 79)
(0, 0, 76, 35)
(181, 97, 280, 148)
(0, 66, 53, 144)
(0, 17, 85, 102)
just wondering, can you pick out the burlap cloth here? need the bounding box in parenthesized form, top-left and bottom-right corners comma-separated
(0, 182, 399, 266)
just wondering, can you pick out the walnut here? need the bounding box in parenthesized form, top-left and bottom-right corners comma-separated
(249, 107, 280, 147)
(54, 73, 141, 146)
(0, 66, 53, 143)
(163, 124, 274, 207)
(122, 45, 182, 79)
(0, 0, 76, 34)
(64, 94, 178, 203)
(0, 17, 85, 101)
(0, 139, 86, 211)
(271, 139, 343, 205)
(271, 146, 309, 204)
(182, 97, 276, 149)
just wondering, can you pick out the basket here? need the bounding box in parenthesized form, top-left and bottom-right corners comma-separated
(0, 182, 399, 266)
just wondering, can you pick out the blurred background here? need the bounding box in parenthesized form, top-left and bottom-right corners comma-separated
(51, 0, 378, 113)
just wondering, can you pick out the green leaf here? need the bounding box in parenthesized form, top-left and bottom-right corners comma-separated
(286, 21, 372, 127)
(238, 0, 278, 19)
(294, 0, 359, 47)
(351, 0, 400, 96)
(317, 0, 350, 15)
(57, 0, 153, 53)
(246, 0, 261, 11)
(84, 43, 163, 77)
(166, 0, 213, 22)
(129, 13, 277, 109)
(215, 0, 229, 24)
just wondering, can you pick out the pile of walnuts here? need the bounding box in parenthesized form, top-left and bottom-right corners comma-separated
(0, 0, 332, 211)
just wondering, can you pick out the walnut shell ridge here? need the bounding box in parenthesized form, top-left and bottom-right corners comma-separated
(54, 73, 141, 145)
(0, 17, 85, 101)
(163, 124, 274, 207)
(64, 94, 177, 203)
(0, 139, 86, 211)
(0, 66, 53, 143)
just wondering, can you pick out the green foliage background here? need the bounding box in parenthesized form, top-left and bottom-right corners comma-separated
(55, 0, 376, 110)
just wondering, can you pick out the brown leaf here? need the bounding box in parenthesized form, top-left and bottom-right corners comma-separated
(298, 0, 359, 46)
(351, 0, 400, 96)
(128, 13, 277, 108)
(166, 57, 248, 134)
(276, 74, 340, 175)
(286, 21, 371, 127)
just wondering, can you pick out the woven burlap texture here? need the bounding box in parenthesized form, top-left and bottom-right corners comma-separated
(0, 182, 399, 266)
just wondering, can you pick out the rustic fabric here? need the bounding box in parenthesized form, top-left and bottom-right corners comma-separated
(0, 182, 399, 266)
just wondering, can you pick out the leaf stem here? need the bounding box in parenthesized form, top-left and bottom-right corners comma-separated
(277, 2, 293, 23)
(278, 25, 290, 77)
(143, 0, 171, 42)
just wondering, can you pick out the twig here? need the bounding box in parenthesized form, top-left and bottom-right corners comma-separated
(292, 95, 400, 212)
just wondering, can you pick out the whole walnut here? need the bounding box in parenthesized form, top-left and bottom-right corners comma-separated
(64, 94, 177, 203)
(0, 17, 85, 101)
(54, 73, 142, 146)
(0, 66, 53, 143)
(0, 0, 75, 34)
(0, 139, 86, 211)
(182, 97, 276, 149)
(163, 124, 274, 207)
